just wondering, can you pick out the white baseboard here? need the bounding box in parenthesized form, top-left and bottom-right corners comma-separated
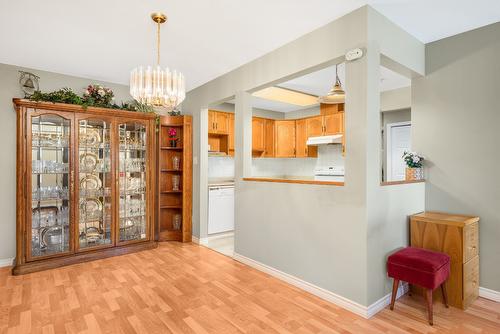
(479, 287, 500, 303)
(0, 257, 14, 268)
(366, 282, 409, 318)
(192, 232, 233, 246)
(233, 252, 406, 319)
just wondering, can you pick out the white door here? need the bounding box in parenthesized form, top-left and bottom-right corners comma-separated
(387, 123, 411, 181)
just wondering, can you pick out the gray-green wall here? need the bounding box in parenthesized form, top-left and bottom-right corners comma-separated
(413, 21, 500, 292)
(0, 63, 131, 261)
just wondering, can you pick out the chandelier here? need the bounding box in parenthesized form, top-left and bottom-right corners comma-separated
(130, 13, 185, 110)
(318, 64, 345, 104)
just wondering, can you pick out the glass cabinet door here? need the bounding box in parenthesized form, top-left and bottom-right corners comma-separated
(77, 119, 113, 249)
(30, 113, 71, 258)
(118, 121, 148, 242)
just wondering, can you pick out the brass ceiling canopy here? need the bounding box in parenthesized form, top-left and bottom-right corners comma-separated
(151, 12, 167, 24)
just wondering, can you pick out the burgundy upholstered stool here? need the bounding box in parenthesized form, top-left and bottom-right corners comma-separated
(387, 247, 450, 325)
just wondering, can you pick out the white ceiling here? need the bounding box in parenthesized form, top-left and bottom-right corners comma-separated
(1, 1, 499, 91)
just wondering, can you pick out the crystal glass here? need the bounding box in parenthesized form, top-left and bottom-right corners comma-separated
(30, 114, 71, 257)
(78, 119, 112, 248)
(118, 122, 147, 242)
(172, 175, 180, 191)
(172, 156, 180, 170)
(173, 214, 181, 230)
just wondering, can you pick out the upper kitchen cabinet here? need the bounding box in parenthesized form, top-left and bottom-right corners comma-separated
(263, 118, 275, 157)
(252, 117, 266, 155)
(306, 116, 324, 138)
(324, 113, 344, 135)
(228, 113, 235, 156)
(208, 110, 229, 134)
(306, 113, 344, 137)
(296, 119, 317, 158)
(275, 120, 296, 158)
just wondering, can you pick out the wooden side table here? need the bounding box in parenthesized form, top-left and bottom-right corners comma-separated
(410, 211, 479, 309)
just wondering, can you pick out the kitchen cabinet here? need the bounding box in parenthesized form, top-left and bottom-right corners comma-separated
(306, 116, 323, 137)
(228, 113, 235, 156)
(324, 113, 344, 135)
(13, 99, 157, 275)
(306, 113, 344, 137)
(252, 117, 266, 155)
(263, 119, 275, 157)
(274, 120, 296, 158)
(296, 119, 317, 158)
(208, 110, 229, 134)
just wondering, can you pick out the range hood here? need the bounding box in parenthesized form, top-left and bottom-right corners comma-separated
(306, 134, 343, 146)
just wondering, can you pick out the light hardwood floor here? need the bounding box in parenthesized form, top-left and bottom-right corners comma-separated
(1, 242, 499, 333)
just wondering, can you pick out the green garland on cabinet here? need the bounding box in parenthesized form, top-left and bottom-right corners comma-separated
(29, 86, 155, 113)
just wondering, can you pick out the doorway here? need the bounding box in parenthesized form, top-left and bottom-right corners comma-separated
(386, 121, 411, 181)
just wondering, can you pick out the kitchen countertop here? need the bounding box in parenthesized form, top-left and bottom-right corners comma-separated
(208, 178, 235, 187)
(243, 175, 344, 186)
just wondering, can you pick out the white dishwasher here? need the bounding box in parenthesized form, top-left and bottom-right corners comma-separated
(208, 185, 234, 234)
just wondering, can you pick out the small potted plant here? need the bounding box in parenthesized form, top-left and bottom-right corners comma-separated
(403, 151, 425, 181)
(168, 128, 178, 147)
(83, 84, 114, 107)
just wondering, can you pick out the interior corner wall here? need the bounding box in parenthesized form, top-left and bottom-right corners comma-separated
(412, 21, 500, 292)
(0, 62, 131, 261)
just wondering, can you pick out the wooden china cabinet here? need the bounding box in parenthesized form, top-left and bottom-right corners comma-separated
(13, 99, 157, 275)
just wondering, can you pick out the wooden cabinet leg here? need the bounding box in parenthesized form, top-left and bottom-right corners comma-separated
(390, 279, 399, 311)
(425, 288, 433, 326)
(441, 283, 449, 308)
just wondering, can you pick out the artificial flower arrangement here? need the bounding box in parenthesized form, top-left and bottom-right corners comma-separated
(168, 127, 178, 147)
(402, 151, 425, 180)
(83, 84, 114, 107)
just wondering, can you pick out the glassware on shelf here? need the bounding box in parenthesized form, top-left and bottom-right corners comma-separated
(172, 175, 180, 191)
(118, 122, 148, 242)
(30, 114, 71, 257)
(173, 214, 181, 230)
(77, 119, 113, 249)
(172, 156, 180, 170)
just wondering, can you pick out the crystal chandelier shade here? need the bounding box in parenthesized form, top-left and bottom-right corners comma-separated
(130, 13, 186, 110)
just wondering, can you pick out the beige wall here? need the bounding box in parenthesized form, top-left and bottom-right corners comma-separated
(0, 62, 131, 261)
(412, 21, 500, 292)
(380, 87, 411, 112)
(185, 6, 425, 308)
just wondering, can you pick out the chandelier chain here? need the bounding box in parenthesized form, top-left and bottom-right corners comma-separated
(156, 21, 161, 66)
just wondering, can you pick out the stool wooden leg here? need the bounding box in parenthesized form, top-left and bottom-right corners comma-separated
(390, 279, 399, 311)
(425, 288, 433, 326)
(441, 283, 449, 308)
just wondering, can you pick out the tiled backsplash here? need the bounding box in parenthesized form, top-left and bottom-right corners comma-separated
(208, 145, 345, 178)
(208, 157, 235, 178)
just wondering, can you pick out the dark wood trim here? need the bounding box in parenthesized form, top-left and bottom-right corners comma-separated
(242, 177, 344, 186)
(380, 179, 425, 186)
(12, 241, 157, 275)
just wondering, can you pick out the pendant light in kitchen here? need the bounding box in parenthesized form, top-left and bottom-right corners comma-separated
(130, 13, 185, 110)
(318, 64, 345, 104)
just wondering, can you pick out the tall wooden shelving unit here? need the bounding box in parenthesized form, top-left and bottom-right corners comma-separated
(157, 116, 192, 242)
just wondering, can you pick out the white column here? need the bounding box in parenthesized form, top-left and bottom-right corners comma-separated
(234, 91, 252, 179)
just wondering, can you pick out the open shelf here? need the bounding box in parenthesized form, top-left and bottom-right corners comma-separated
(158, 116, 192, 242)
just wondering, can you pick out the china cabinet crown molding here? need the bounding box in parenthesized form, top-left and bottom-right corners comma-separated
(13, 98, 157, 275)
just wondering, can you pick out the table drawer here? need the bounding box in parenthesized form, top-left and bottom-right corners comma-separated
(463, 255, 479, 305)
(464, 222, 479, 262)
